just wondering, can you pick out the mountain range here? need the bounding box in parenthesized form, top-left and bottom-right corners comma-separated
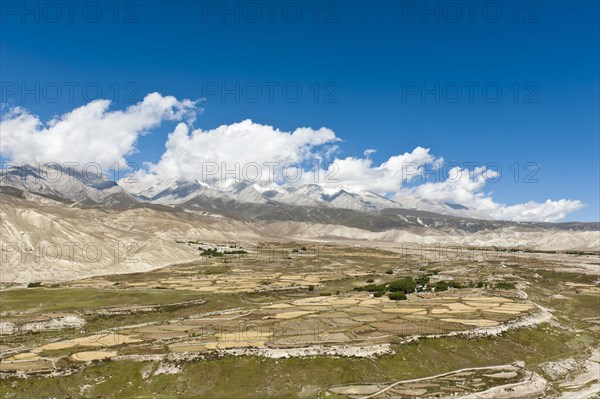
(2, 163, 598, 283)
(1, 164, 597, 234)
(0, 164, 490, 216)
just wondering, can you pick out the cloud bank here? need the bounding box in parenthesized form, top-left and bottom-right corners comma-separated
(0, 94, 585, 222)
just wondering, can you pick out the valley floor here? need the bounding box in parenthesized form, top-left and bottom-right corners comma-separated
(0, 242, 598, 398)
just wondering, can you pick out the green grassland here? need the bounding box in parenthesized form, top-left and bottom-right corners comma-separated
(0, 287, 202, 315)
(1, 325, 594, 399)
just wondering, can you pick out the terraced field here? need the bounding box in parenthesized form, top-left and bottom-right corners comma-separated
(0, 242, 598, 398)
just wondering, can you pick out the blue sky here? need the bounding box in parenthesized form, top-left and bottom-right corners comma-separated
(1, 1, 598, 221)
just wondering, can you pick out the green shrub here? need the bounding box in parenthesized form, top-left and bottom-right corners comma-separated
(388, 292, 407, 300)
(373, 291, 384, 297)
(385, 269, 394, 274)
(27, 282, 42, 288)
(366, 278, 374, 283)
(389, 277, 416, 293)
(361, 283, 387, 292)
(308, 285, 315, 291)
(435, 282, 449, 292)
(416, 275, 430, 286)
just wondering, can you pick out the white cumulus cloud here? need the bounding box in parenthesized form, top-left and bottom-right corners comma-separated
(0, 92, 197, 169)
(398, 166, 585, 222)
(309, 147, 443, 194)
(146, 119, 339, 182)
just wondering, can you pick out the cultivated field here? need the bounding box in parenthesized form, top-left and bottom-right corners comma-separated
(0, 242, 598, 398)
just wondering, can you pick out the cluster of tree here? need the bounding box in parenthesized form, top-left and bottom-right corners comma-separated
(27, 282, 42, 288)
(200, 248, 223, 257)
(354, 277, 418, 300)
(223, 249, 248, 255)
(388, 292, 407, 300)
(388, 277, 417, 293)
(434, 281, 449, 291)
(353, 273, 505, 299)
(415, 275, 430, 286)
(565, 250, 597, 256)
